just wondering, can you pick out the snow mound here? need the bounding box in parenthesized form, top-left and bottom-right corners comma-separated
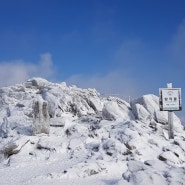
(0, 78, 184, 185)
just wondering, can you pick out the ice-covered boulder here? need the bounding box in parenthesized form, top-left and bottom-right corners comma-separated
(122, 160, 167, 185)
(102, 97, 134, 121)
(37, 136, 62, 151)
(26, 78, 49, 88)
(131, 94, 183, 132)
(158, 144, 185, 165)
(131, 94, 160, 121)
(42, 91, 61, 118)
(66, 87, 103, 116)
(131, 103, 151, 121)
(39, 85, 103, 117)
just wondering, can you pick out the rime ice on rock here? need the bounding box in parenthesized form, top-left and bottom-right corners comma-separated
(0, 117, 9, 138)
(32, 98, 50, 135)
(131, 94, 183, 132)
(27, 77, 49, 88)
(0, 78, 185, 185)
(102, 98, 134, 121)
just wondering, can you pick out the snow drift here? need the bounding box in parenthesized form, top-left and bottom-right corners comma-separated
(0, 78, 185, 185)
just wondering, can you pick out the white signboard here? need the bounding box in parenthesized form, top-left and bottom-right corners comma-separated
(159, 88, 182, 111)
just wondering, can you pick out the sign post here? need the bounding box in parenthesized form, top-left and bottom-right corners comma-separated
(168, 110, 173, 139)
(159, 83, 182, 139)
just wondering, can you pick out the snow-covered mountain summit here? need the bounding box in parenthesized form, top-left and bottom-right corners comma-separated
(0, 78, 185, 185)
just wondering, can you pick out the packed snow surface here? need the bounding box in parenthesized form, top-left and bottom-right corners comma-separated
(0, 78, 185, 185)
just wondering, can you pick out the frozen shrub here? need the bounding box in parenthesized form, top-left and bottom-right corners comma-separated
(103, 139, 116, 156)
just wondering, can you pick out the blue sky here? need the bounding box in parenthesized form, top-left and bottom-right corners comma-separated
(0, 0, 185, 118)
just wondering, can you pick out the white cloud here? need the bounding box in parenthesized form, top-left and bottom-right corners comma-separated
(0, 53, 55, 87)
(39, 53, 55, 78)
(66, 39, 154, 100)
(66, 71, 141, 100)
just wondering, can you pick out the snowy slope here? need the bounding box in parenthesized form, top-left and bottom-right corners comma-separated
(0, 78, 185, 185)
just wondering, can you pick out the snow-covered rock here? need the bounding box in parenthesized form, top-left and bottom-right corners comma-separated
(102, 97, 134, 121)
(37, 136, 62, 152)
(131, 94, 159, 116)
(131, 94, 183, 132)
(122, 160, 167, 185)
(0, 78, 184, 185)
(26, 77, 49, 88)
(131, 103, 151, 121)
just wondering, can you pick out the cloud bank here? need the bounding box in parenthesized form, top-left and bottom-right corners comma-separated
(66, 71, 141, 100)
(66, 18, 185, 101)
(66, 38, 155, 100)
(0, 53, 55, 87)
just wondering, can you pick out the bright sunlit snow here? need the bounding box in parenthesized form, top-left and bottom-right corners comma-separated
(0, 78, 185, 185)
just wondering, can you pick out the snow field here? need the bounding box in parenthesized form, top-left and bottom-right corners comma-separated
(0, 78, 185, 185)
